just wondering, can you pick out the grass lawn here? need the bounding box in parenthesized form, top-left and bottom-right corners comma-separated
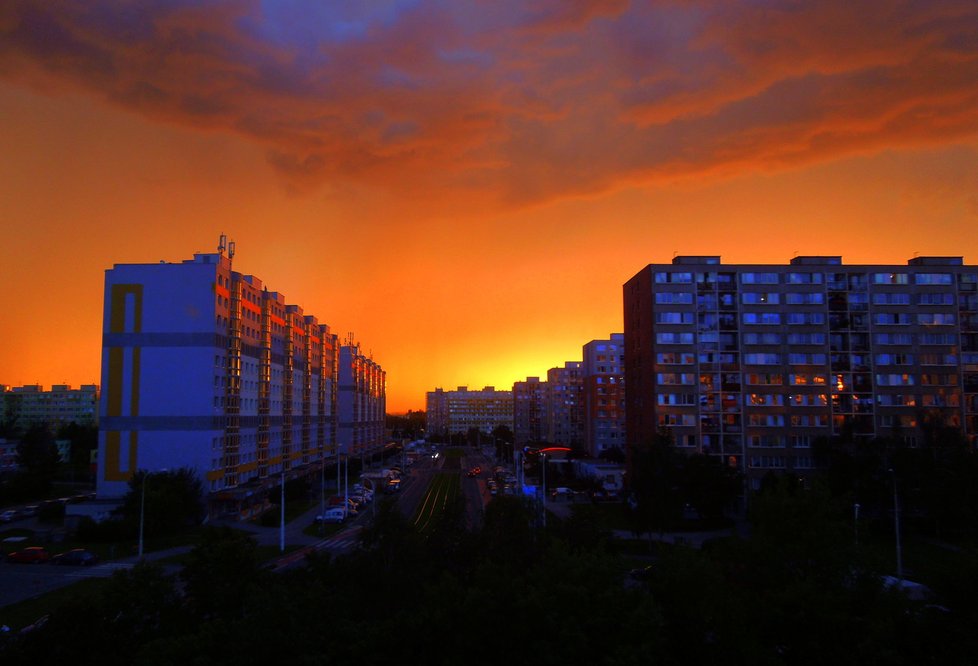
(858, 530, 978, 596)
(0, 578, 108, 632)
(302, 521, 347, 539)
(564, 502, 635, 532)
(2, 524, 252, 563)
(255, 500, 315, 527)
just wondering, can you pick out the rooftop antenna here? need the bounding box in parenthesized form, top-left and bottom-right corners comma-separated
(218, 233, 227, 254)
(228, 240, 236, 260)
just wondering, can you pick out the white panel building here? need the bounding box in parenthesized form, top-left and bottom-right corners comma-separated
(97, 241, 338, 518)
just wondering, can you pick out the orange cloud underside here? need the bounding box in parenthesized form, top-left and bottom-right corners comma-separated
(1, 2, 977, 411)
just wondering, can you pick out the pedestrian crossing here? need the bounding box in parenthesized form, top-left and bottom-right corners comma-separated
(314, 525, 362, 553)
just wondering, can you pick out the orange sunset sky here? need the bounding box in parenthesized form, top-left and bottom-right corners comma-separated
(1, 1, 977, 413)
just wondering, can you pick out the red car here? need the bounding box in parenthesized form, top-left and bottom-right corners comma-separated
(51, 548, 99, 566)
(7, 546, 51, 564)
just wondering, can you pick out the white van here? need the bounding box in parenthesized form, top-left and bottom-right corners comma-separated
(315, 507, 347, 524)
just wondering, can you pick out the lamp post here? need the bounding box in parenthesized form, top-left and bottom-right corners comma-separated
(890, 469, 903, 580)
(279, 469, 285, 553)
(137, 468, 166, 559)
(138, 472, 146, 559)
(541, 452, 547, 529)
(320, 446, 326, 537)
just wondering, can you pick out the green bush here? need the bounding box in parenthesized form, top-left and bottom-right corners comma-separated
(76, 517, 133, 543)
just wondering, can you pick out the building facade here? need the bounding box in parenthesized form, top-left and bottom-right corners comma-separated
(337, 342, 387, 458)
(513, 376, 547, 447)
(1, 384, 98, 433)
(97, 242, 339, 517)
(426, 386, 514, 438)
(624, 255, 978, 488)
(546, 362, 584, 449)
(582, 334, 626, 457)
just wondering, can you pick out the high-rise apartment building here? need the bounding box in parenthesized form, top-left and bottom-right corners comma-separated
(97, 241, 340, 517)
(582, 334, 626, 457)
(546, 362, 584, 449)
(337, 342, 387, 458)
(624, 255, 978, 488)
(426, 386, 513, 438)
(1, 384, 98, 432)
(513, 376, 547, 446)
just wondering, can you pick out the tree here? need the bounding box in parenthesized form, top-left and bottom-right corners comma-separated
(56, 422, 98, 479)
(17, 423, 60, 478)
(481, 495, 536, 570)
(120, 468, 204, 537)
(358, 497, 424, 573)
(680, 453, 740, 524)
(181, 527, 266, 619)
(492, 424, 514, 459)
(386, 410, 425, 440)
(6, 423, 61, 499)
(629, 431, 684, 535)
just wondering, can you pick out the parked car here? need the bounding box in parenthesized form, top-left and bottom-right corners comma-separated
(315, 507, 348, 524)
(0, 510, 19, 523)
(7, 547, 51, 564)
(328, 496, 358, 514)
(51, 548, 99, 566)
(628, 564, 654, 581)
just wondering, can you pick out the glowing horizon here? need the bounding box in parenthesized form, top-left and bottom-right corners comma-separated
(2, 2, 977, 413)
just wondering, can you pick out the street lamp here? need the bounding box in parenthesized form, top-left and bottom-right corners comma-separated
(137, 468, 166, 559)
(890, 469, 903, 580)
(280, 468, 286, 553)
(138, 472, 146, 558)
(320, 445, 326, 537)
(541, 452, 548, 529)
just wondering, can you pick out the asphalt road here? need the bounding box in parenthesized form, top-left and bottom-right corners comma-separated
(0, 448, 501, 611)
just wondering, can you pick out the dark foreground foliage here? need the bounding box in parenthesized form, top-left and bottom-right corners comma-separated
(3, 495, 977, 665)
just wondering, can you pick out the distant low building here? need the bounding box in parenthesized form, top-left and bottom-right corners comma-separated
(426, 386, 513, 438)
(546, 361, 585, 450)
(582, 334, 626, 457)
(1, 384, 98, 433)
(513, 376, 547, 446)
(573, 459, 626, 493)
(0, 438, 18, 473)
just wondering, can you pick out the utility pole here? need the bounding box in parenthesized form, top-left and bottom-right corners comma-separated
(138, 472, 146, 558)
(320, 448, 325, 536)
(891, 469, 903, 580)
(279, 469, 285, 553)
(541, 453, 547, 529)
